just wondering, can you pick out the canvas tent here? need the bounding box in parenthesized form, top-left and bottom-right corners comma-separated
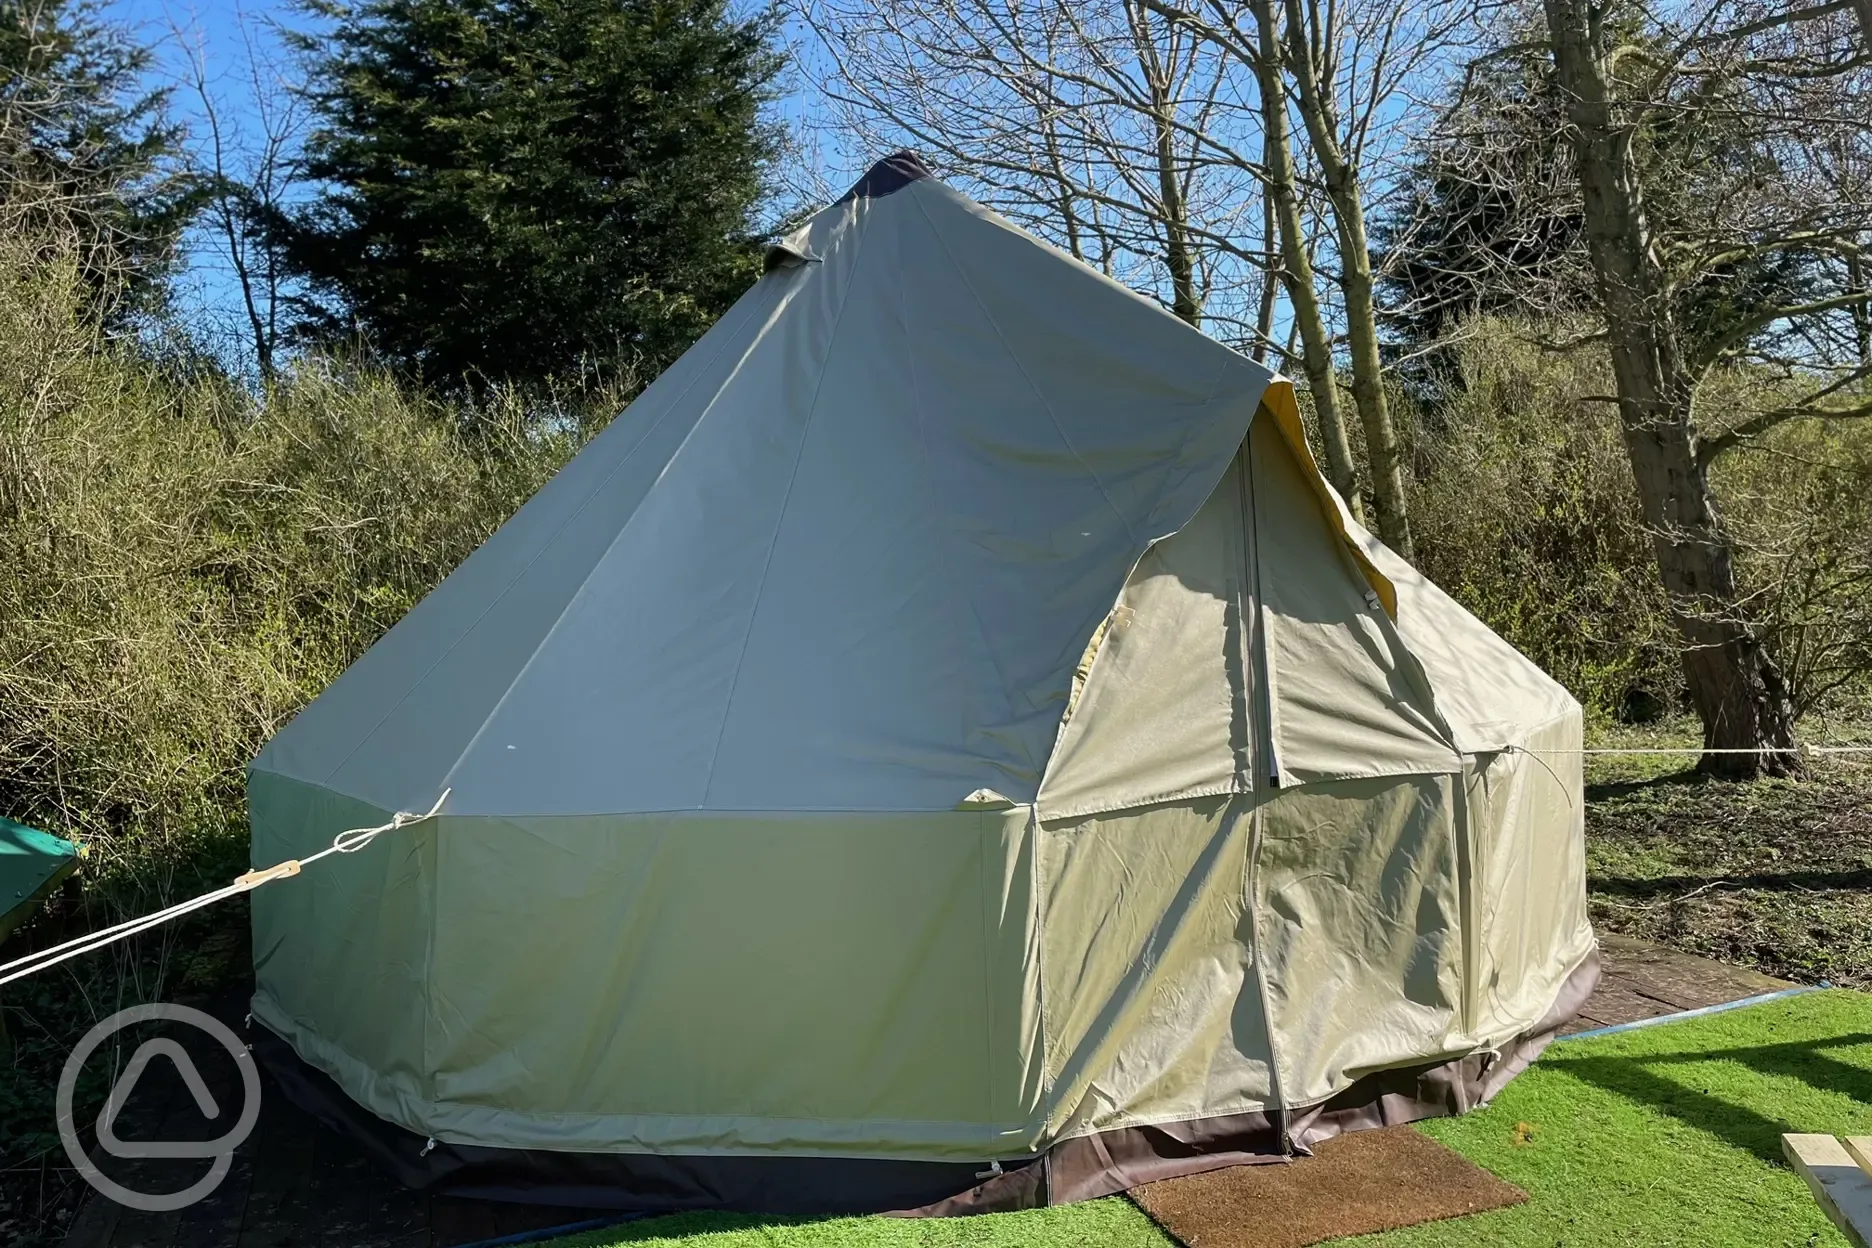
(248, 151, 1597, 1214)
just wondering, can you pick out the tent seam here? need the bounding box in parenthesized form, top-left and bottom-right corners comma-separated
(1037, 782, 1248, 826)
(307, 282, 783, 791)
(698, 201, 871, 807)
(1027, 803, 1050, 1151)
(975, 812, 1000, 1140)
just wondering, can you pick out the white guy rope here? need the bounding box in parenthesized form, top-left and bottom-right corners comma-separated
(1503, 745, 1872, 756)
(1576, 745, 1872, 756)
(0, 790, 448, 989)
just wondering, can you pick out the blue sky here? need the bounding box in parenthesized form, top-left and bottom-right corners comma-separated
(109, 0, 322, 353)
(104, 0, 848, 362)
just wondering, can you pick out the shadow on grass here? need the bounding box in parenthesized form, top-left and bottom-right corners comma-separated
(1584, 770, 1708, 803)
(579, 1211, 817, 1243)
(1546, 1032, 1872, 1162)
(1589, 868, 1872, 898)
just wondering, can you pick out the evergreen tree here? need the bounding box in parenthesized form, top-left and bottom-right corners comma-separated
(1371, 44, 1587, 360)
(276, 0, 786, 385)
(0, 0, 197, 314)
(1375, 27, 1819, 390)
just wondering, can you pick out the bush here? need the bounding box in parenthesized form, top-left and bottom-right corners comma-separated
(0, 216, 589, 906)
(0, 207, 634, 1245)
(1405, 318, 1872, 726)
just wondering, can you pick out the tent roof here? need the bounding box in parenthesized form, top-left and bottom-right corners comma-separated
(255, 155, 1279, 817)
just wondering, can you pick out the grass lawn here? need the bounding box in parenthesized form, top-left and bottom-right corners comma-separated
(541, 989, 1872, 1248)
(1583, 718, 1872, 989)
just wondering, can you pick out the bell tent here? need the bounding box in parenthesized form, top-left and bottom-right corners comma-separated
(248, 151, 1597, 1214)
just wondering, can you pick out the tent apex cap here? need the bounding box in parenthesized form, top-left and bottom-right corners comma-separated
(837, 151, 935, 202)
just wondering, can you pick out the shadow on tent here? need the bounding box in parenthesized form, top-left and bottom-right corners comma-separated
(1544, 1032, 1872, 1162)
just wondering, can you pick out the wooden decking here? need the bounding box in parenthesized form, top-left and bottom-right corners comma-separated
(62, 935, 1798, 1248)
(1560, 932, 1793, 1035)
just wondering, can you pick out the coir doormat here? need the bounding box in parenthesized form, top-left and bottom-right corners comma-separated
(1128, 1126, 1526, 1248)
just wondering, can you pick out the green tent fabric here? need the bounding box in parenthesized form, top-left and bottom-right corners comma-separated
(0, 818, 80, 943)
(248, 152, 1595, 1210)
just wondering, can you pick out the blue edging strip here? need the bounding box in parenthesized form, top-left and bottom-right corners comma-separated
(450, 1213, 647, 1248)
(1553, 984, 1823, 1042)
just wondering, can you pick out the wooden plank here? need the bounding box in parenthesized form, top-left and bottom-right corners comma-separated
(1847, 1137, 1872, 1181)
(1596, 934, 1791, 1003)
(1568, 982, 1680, 1028)
(61, 1194, 123, 1248)
(1784, 1134, 1872, 1248)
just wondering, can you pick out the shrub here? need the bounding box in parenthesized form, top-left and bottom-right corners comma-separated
(1405, 318, 1872, 726)
(0, 215, 588, 903)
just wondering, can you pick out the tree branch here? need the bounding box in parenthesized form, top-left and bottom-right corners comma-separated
(1692, 291, 1872, 372)
(1698, 396, 1872, 466)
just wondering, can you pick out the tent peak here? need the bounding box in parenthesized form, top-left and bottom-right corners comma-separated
(838, 150, 934, 203)
(764, 152, 936, 271)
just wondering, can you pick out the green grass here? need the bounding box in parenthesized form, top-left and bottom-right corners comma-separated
(1582, 727, 1872, 989)
(1361, 989, 1872, 1247)
(541, 1200, 1170, 1248)
(545, 990, 1872, 1248)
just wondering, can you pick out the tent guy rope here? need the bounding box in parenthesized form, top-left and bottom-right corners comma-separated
(1, 748, 1866, 989)
(1502, 744, 1872, 757)
(0, 790, 448, 989)
(1571, 745, 1872, 755)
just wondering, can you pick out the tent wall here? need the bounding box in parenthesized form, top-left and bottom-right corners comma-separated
(1037, 750, 1592, 1140)
(1252, 775, 1467, 1106)
(1246, 416, 1458, 786)
(251, 773, 435, 1092)
(1343, 514, 1578, 755)
(1036, 795, 1275, 1141)
(1038, 459, 1251, 821)
(1040, 402, 1477, 824)
(1464, 706, 1595, 1042)
(1036, 779, 1469, 1137)
(252, 796, 1044, 1161)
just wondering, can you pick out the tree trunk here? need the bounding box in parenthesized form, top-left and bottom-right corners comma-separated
(1132, 1, 1203, 326)
(1152, 110, 1202, 326)
(1280, 0, 1411, 557)
(1249, 0, 1364, 523)
(1847, 250, 1871, 365)
(1543, 0, 1800, 778)
(1252, 187, 1279, 363)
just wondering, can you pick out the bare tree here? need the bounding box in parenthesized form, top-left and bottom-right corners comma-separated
(1276, 0, 1414, 553)
(805, 0, 1396, 518)
(1538, 0, 1872, 775)
(1247, 0, 1363, 512)
(171, 7, 304, 379)
(1132, 0, 1494, 557)
(806, 0, 1273, 337)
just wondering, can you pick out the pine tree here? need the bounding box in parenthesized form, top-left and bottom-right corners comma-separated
(0, 0, 197, 314)
(1375, 28, 1819, 390)
(276, 0, 786, 385)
